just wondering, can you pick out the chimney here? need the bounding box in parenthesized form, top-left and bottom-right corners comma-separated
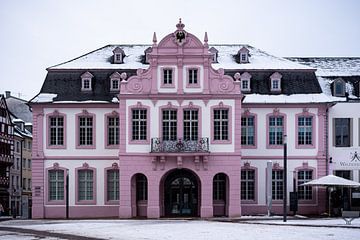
(5, 91, 11, 98)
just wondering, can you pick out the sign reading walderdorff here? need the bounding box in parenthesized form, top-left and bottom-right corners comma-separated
(333, 150, 360, 170)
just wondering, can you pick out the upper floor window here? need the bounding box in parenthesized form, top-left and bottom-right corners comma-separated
(77, 112, 95, 148)
(297, 170, 313, 200)
(111, 79, 119, 91)
(49, 116, 64, 146)
(240, 72, 252, 92)
(298, 116, 313, 146)
(49, 169, 64, 201)
(334, 118, 351, 147)
(81, 71, 93, 91)
(107, 116, 119, 145)
(183, 109, 198, 141)
(162, 109, 177, 141)
(213, 109, 229, 141)
(209, 47, 218, 63)
(132, 109, 147, 141)
(270, 72, 282, 92)
(333, 78, 345, 97)
(269, 116, 284, 145)
(241, 116, 255, 146)
(272, 169, 284, 200)
(28, 159, 31, 169)
(241, 169, 255, 201)
(188, 69, 198, 85)
(163, 69, 173, 86)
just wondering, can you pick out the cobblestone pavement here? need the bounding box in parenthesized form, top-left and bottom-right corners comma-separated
(0, 227, 104, 240)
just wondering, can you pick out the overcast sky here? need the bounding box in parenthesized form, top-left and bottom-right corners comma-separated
(1, 0, 359, 100)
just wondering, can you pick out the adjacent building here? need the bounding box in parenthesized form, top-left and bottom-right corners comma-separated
(0, 94, 14, 216)
(30, 21, 356, 219)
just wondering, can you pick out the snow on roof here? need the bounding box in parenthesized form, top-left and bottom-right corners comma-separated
(287, 57, 360, 77)
(243, 93, 345, 104)
(48, 44, 314, 71)
(31, 93, 57, 103)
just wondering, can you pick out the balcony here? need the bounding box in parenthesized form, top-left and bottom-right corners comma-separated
(0, 176, 10, 188)
(151, 137, 209, 153)
(0, 154, 14, 166)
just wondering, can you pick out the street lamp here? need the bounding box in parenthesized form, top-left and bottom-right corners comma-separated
(283, 134, 287, 222)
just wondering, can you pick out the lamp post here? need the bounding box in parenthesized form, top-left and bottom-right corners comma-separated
(283, 134, 287, 222)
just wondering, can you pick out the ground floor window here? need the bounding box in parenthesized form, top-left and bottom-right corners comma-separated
(78, 169, 94, 201)
(107, 169, 119, 201)
(213, 173, 226, 201)
(272, 170, 283, 200)
(136, 174, 148, 201)
(49, 170, 64, 201)
(297, 170, 313, 200)
(241, 169, 255, 201)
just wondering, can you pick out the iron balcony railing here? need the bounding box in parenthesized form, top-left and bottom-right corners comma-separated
(0, 154, 14, 166)
(151, 137, 209, 153)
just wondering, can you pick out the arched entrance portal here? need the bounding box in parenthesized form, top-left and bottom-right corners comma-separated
(163, 169, 200, 217)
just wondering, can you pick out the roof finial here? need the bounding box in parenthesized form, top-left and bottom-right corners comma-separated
(176, 18, 185, 30)
(152, 32, 157, 46)
(204, 32, 208, 47)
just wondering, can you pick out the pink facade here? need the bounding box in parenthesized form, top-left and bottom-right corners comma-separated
(30, 20, 329, 219)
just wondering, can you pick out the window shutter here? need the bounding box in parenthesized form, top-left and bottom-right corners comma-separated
(350, 118, 353, 147)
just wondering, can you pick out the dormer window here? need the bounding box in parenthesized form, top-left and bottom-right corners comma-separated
(240, 72, 251, 92)
(270, 72, 282, 92)
(81, 71, 93, 91)
(209, 47, 219, 63)
(238, 46, 250, 63)
(113, 47, 125, 64)
(110, 72, 121, 91)
(333, 78, 345, 97)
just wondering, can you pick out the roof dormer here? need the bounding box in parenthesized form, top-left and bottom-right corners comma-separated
(238, 46, 250, 63)
(144, 47, 152, 64)
(333, 78, 346, 97)
(240, 72, 252, 92)
(110, 72, 121, 91)
(209, 47, 219, 63)
(113, 47, 125, 64)
(81, 71, 94, 91)
(270, 72, 282, 92)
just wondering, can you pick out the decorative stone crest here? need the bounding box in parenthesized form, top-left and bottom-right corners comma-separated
(136, 101, 143, 108)
(234, 72, 241, 81)
(243, 108, 251, 116)
(273, 162, 281, 169)
(82, 109, 89, 115)
(174, 18, 187, 46)
(53, 162, 60, 169)
(243, 161, 251, 168)
(111, 162, 119, 169)
(272, 108, 280, 116)
(82, 162, 89, 169)
(120, 72, 127, 81)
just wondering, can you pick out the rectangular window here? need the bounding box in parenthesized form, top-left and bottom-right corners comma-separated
(49, 170, 64, 201)
(22, 158, 26, 169)
(213, 109, 229, 141)
(28, 159, 31, 169)
(241, 80, 249, 90)
(79, 116, 93, 146)
(162, 110, 177, 141)
(16, 142, 20, 153)
(49, 116, 64, 146)
(28, 179, 31, 190)
(83, 79, 90, 89)
(335, 118, 350, 147)
(298, 116, 313, 145)
(107, 116, 119, 145)
(136, 175, 148, 201)
(132, 109, 147, 141)
(241, 169, 255, 200)
(183, 109, 198, 141)
(163, 69, 173, 85)
(23, 178, 26, 190)
(188, 69, 198, 85)
(213, 174, 226, 201)
(78, 170, 93, 201)
(297, 170, 313, 200)
(269, 116, 283, 145)
(107, 170, 119, 201)
(241, 116, 255, 145)
(111, 79, 119, 90)
(272, 170, 283, 200)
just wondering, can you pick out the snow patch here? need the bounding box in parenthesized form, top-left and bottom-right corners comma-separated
(31, 93, 57, 103)
(243, 93, 345, 104)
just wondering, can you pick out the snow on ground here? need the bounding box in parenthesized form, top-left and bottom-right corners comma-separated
(1, 219, 359, 240)
(0, 230, 60, 240)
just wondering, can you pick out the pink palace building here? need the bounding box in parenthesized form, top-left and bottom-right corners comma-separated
(30, 20, 334, 218)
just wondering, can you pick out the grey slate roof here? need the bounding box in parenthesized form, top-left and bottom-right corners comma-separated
(5, 95, 33, 123)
